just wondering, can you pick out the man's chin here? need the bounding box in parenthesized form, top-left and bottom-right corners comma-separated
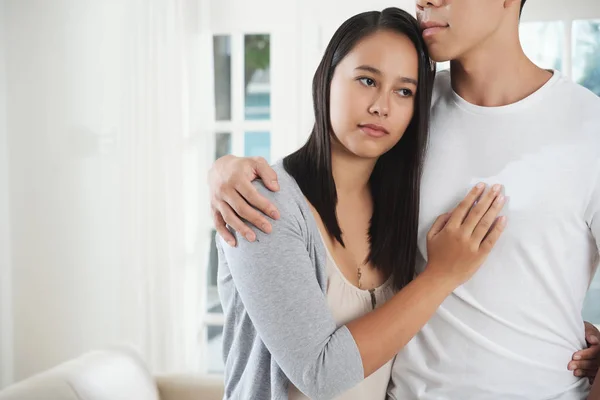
(429, 53, 452, 63)
(425, 43, 456, 64)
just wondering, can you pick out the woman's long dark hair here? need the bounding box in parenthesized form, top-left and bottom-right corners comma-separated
(283, 7, 435, 291)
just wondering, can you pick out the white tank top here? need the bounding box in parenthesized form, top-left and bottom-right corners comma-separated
(288, 234, 397, 400)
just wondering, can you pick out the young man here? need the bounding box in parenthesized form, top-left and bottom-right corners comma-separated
(208, 0, 600, 398)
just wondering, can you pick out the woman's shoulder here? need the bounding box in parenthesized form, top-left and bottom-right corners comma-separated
(251, 159, 307, 216)
(221, 159, 319, 251)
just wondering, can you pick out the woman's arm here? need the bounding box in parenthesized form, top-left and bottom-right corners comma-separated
(348, 183, 506, 374)
(218, 183, 364, 399)
(220, 181, 505, 399)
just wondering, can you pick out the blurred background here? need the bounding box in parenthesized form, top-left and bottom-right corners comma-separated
(0, 0, 599, 390)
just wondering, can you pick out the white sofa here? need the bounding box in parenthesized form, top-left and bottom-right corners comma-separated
(0, 347, 224, 400)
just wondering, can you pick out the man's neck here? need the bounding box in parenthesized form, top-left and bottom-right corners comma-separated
(450, 29, 553, 107)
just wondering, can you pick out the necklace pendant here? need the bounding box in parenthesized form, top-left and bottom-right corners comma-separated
(369, 289, 376, 310)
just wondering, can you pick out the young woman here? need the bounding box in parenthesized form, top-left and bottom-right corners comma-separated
(216, 8, 506, 399)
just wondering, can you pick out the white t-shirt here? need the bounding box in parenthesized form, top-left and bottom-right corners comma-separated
(389, 70, 600, 400)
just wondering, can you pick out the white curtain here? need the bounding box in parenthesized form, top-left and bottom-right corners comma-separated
(3, 0, 211, 382)
(118, 0, 205, 373)
(0, 0, 14, 389)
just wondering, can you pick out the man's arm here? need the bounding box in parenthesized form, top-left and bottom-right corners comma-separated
(208, 155, 280, 246)
(590, 371, 600, 399)
(570, 322, 600, 384)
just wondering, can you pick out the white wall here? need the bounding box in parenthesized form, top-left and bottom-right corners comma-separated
(521, 0, 600, 21)
(0, 0, 14, 390)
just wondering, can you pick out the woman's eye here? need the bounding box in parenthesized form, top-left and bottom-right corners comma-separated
(397, 89, 413, 97)
(359, 77, 376, 87)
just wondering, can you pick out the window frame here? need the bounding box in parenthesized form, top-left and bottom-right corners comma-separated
(201, 29, 273, 376)
(213, 31, 273, 162)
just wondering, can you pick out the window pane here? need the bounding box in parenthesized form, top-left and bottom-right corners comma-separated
(215, 132, 231, 160)
(519, 22, 564, 72)
(207, 230, 223, 314)
(244, 131, 270, 163)
(573, 20, 600, 96)
(213, 36, 232, 121)
(206, 324, 225, 374)
(583, 270, 600, 324)
(245, 34, 271, 120)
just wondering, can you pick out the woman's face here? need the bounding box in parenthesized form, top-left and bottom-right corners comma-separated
(329, 29, 419, 160)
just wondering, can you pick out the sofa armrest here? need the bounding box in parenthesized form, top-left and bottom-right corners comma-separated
(155, 374, 224, 400)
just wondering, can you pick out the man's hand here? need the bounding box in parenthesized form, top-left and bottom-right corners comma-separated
(569, 321, 600, 385)
(208, 155, 280, 246)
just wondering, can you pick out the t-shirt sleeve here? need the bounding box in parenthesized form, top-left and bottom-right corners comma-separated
(585, 160, 600, 253)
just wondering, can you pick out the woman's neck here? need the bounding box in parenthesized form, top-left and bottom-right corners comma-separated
(330, 141, 376, 197)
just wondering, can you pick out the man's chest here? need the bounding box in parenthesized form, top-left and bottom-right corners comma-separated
(416, 122, 594, 258)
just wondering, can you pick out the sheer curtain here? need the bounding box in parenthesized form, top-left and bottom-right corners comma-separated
(0, 0, 14, 389)
(117, 0, 207, 373)
(3, 0, 210, 383)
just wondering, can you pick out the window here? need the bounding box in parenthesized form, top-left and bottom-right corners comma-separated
(520, 21, 565, 72)
(244, 131, 271, 162)
(583, 273, 600, 325)
(214, 36, 232, 121)
(215, 132, 231, 160)
(573, 20, 600, 96)
(204, 32, 272, 374)
(245, 34, 271, 121)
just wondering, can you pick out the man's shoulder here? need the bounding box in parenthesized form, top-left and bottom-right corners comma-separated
(554, 74, 600, 113)
(555, 76, 600, 145)
(562, 79, 600, 99)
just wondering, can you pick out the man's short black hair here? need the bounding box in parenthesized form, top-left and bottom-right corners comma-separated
(520, 0, 527, 15)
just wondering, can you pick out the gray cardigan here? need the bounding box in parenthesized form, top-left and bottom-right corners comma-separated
(216, 161, 365, 399)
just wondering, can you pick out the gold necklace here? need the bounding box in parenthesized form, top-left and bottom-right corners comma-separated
(351, 244, 366, 289)
(357, 266, 363, 289)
